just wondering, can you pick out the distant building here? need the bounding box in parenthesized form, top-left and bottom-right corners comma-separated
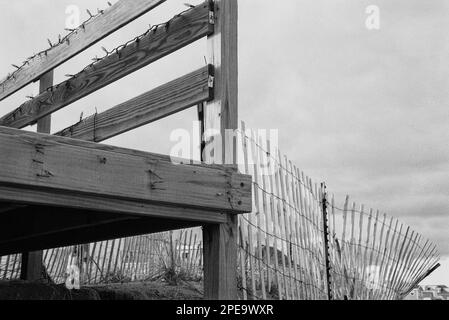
(404, 285, 449, 300)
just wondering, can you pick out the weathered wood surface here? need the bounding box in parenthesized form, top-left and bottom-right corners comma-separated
(203, 215, 238, 300)
(0, 126, 252, 215)
(20, 70, 55, 281)
(202, 0, 239, 300)
(0, 0, 166, 102)
(0, 2, 213, 129)
(56, 66, 213, 142)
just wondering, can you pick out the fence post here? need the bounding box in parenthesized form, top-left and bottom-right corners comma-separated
(202, 0, 239, 300)
(321, 183, 332, 300)
(20, 69, 54, 282)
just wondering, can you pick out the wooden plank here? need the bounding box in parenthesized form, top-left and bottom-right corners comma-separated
(360, 208, 373, 299)
(258, 140, 273, 295)
(250, 133, 267, 300)
(295, 169, 312, 300)
(0, 2, 213, 129)
(203, 215, 238, 300)
(287, 160, 301, 299)
(21, 70, 53, 282)
(371, 213, 386, 299)
(0, 126, 251, 216)
(240, 123, 257, 300)
(0, 0, 166, 101)
(276, 150, 294, 299)
(87, 242, 98, 283)
(354, 205, 365, 299)
(348, 202, 356, 286)
(0, 207, 132, 244)
(273, 161, 288, 299)
(56, 66, 213, 142)
(0, 216, 199, 257)
(367, 211, 380, 299)
(340, 196, 351, 299)
(291, 166, 307, 299)
(202, 0, 239, 301)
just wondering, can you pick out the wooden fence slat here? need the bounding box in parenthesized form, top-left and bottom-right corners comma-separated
(250, 132, 267, 300)
(112, 239, 122, 278)
(259, 139, 273, 295)
(286, 159, 301, 299)
(360, 208, 373, 299)
(386, 223, 404, 298)
(3, 255, 10, 279)
(296, 169, 312, 300)
(276, 150, 294, 300)
(393, 231, 418, 296)
(367, 211, 380, 299)
(376, 218, 395, 300)
(301, 173, 316, 299)
(382, 221, 401, 299)
(354, 205, 365, 299)
(388, 226, 410, 299)
(273, 159, 288, 300)
(305, 177, 318, 299)
(402, 235, 424, 294)
(266, 140, 282, 300)
(106, 239, 117, 281)
(289, 161, 303, 299)
(240, 123, 257, 300)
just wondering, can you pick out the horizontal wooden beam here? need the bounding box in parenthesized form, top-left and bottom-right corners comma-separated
(0, 0, 166, 102)
(0, 206, 132, 245)
(0, 213, 198, 256)
(56, 66, 213, 142)
(0, 186, 226, 224)
(0, 126, 252, 215)
(0, 204, 24, 214)
(0, 2, 213, 129)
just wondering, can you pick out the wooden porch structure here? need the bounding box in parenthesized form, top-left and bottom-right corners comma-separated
(0, 0, 248, 299)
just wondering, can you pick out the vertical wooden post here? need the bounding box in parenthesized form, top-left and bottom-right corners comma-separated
(20, 70, 53, 281)
(202, 0, 239, 300)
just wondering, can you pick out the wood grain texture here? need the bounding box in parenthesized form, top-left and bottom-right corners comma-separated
(202, 0, 239, 301)
(0, 126, 252, 215)
(0, 0, 166, 102)
(21, 69, 54, 282)
(0, 2, 213, 129)
(56, 66, 213, 142)
(203, 214, 238, 300)
(203, 0, 238, 165)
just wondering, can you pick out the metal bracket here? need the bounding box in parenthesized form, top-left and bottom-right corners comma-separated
(209, 11, 215, 25)
(208, 75, 215, 88)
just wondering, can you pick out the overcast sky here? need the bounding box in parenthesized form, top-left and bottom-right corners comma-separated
(0, 0, 447, 285)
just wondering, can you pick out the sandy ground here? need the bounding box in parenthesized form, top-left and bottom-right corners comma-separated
(0, 280, 204, 300)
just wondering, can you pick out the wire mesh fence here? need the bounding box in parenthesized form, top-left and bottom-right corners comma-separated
(328, 196, 440, 300)
(0, 122, 439, 300)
